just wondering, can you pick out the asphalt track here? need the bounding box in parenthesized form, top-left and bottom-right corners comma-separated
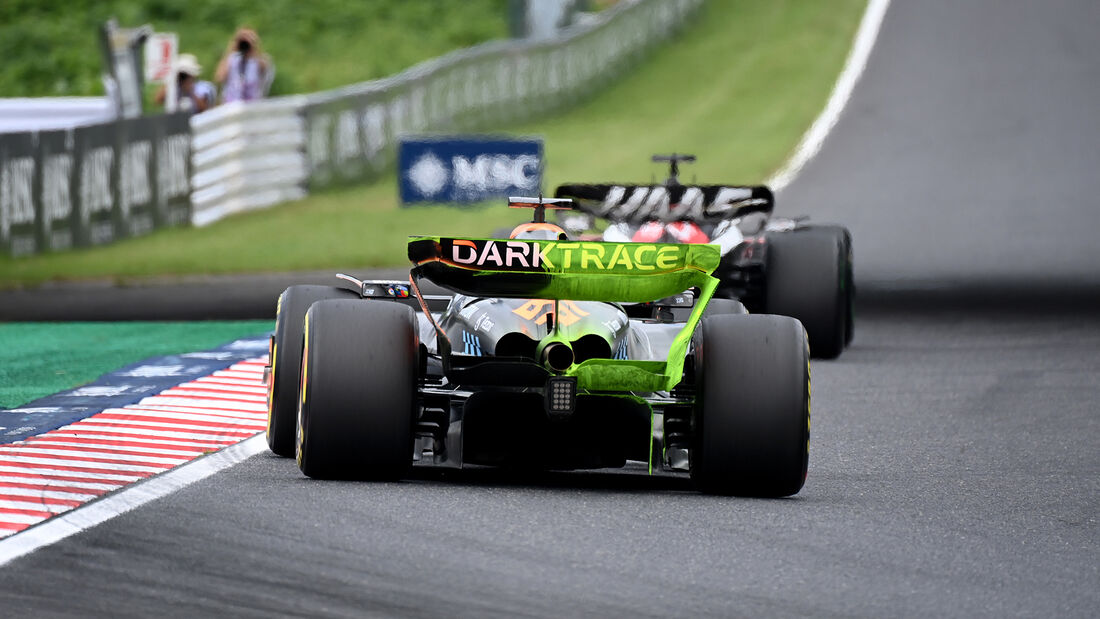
(1, 0, 1099, 616)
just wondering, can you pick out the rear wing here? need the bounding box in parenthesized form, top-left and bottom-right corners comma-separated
(408, 235, 722, 395)
(408, 236, 720, 303)
(554, 184, 773, 225)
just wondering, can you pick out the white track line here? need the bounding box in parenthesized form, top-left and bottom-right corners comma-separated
(766, 0, 892, 192)
(0, 435, 267, 567)
(0, 356, 270, 556)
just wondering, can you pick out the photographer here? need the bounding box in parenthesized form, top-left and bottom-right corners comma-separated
(154, 54, 216, 113)
(215, 28, 272, 103)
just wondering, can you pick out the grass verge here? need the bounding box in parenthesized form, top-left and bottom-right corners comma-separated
(0, 321, 273, 409)
(0, 0, 865, 288)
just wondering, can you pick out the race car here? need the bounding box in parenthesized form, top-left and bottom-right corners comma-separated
(263, 197, 810, 496)
(554, 154, 854, 359)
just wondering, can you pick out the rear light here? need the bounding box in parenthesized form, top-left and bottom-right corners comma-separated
(545, 376, 577, 418)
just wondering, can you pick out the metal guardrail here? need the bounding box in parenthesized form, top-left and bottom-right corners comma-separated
(190, 0, 702, 226)
(189, 98, 308, 226)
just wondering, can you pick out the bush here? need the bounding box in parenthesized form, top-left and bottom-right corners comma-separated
(0, 0, 509, 98)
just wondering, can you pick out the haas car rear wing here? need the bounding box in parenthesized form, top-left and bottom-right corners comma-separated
(554, 184, 774, 225)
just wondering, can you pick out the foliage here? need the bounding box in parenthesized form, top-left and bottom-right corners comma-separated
(0, 0, 509, 97)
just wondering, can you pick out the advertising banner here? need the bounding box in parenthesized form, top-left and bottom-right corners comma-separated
(154, 112, 192, 227)
(0, 131, 40, 256)
(398, 136, 543, 204)
(1, 111, 191, 257)
(73, 122, 118, 247)
(303, 89, 394, 191)
(36, 129, 77, 252)
(116, 116, 159, 238)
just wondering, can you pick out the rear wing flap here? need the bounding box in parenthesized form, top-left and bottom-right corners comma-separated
(554, 184, 773, 225)
(408, 236, 720, 303)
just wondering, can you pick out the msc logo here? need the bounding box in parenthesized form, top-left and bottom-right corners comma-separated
(446, 239, 686, 272)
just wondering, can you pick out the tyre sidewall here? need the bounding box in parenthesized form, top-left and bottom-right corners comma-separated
(267, 285, 358, 456)
(691, 314, 810, 496)
(765, 226, 850, 359)
(297, 299, 419, 480)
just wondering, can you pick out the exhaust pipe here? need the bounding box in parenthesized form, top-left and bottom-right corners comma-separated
(541, 342, 574, 372)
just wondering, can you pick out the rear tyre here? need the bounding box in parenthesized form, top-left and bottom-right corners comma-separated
(296, 300, 419, 480)
(764, 225, 853, 359)
(702, 298, 748, 318)
(690, 314, 810, 497)
(266, 285, 358, 457)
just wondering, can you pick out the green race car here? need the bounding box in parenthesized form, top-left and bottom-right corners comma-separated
(264, 198, 810, 496)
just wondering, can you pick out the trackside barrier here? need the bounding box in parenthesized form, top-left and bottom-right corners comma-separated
(0, 113, 191, 257)
(190, 0, 702, 227)
(189, 98, 308, 227)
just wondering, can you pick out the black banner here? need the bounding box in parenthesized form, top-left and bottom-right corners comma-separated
(1, 112, 192, 257)
(36, 130, 77, 252)
(73, 122, 118, 247)
(115, 117, 157, 238)
(153, 113, 191, 228)
(302, 87, 409, 191)
(0, 131, 39, 256)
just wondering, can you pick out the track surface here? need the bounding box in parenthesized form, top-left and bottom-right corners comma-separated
(2, 0, 1099, 616)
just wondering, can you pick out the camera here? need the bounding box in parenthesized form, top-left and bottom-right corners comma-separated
(237, 39, 251, 54)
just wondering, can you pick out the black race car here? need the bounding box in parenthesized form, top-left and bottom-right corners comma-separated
(555, 154, 854, 359)
(263, 198, 811, 496)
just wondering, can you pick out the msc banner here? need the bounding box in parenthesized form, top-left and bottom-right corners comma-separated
(398, 136, 542, 205)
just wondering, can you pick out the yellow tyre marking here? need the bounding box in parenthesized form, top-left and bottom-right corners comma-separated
(296, 314, 310, 467)
(266, 293, 285, 435)
(266, 341, 278, 434)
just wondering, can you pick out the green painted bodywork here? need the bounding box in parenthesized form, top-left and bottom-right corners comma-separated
(409, 236, 721, 392)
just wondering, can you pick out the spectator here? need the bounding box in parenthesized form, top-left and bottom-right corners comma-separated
(154, 54, 216, 113)
(216, 28, 273, 103)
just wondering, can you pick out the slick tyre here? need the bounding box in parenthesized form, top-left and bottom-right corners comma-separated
(296, 300, 419, 480)
(690, 314, 810, 497)
(764, 225, 853, 359)
(702, 298, 748, 319)
(266, 285, 358, 457)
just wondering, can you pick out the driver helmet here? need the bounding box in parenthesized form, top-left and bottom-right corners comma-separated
(510, 222, 568, 240)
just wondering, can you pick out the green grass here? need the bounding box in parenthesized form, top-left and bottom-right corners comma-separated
(0, 0, 866, 287)
(0, 0, 509, 98)
(0, 321, 272, 408)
